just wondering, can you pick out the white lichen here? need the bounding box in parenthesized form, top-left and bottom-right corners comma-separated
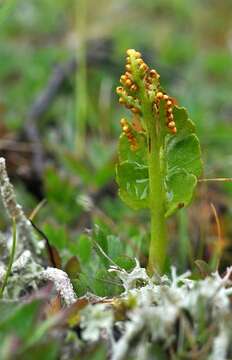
(109, 259, 152, 292)
(0, 158, 34, 251)
(0, 158, 77, 306)
(79, 262, 232, 360)
(80, 303, 114, 342)
(39, 267, 77, 306)
(210, 323, 230, 360)
(12, 250, 32, 272)
(0, 264, 5, 283)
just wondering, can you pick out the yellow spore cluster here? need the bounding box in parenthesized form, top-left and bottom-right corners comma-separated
(120, 118, 138, 151)
(116, 49, 177, 136)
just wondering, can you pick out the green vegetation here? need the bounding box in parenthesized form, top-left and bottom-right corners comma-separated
(0, 1, 232, 359)
(116, 49, 202, 272)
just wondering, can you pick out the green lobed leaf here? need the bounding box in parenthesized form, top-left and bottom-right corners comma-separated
(165, 169, 197, 217)
(118, 132, 147, 164)
(116, 161, 149, 210)
(116, 106, 202, 216)
(164, 107, 202, 216)
(114, 256, 136, 271)
(166, 133, 202, 177)
(166, 107, 202, 178)
(93, 225, 109, 267)
(77, 234, 92, 264)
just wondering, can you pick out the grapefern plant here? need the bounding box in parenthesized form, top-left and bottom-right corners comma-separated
(116, 49, 202, 273)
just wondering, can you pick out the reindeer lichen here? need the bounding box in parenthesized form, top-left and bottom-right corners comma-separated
(0, 157, 76, 305)
(79, 263, 232, 360)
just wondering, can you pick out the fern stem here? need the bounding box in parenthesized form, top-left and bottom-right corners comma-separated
(140, 90, 167, 273)
(147, 116, 167, 273)
(117, 50, 171, 274)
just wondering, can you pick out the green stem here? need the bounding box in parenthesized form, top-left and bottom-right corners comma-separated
(147, 119, 167, 273)
(0, 218, 17, 299)
(128, 53, 169, 274)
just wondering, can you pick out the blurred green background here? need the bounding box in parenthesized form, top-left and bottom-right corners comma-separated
(1, 0, 232, 293)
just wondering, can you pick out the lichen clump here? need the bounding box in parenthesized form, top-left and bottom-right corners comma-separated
(79, 263, 232, 360)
